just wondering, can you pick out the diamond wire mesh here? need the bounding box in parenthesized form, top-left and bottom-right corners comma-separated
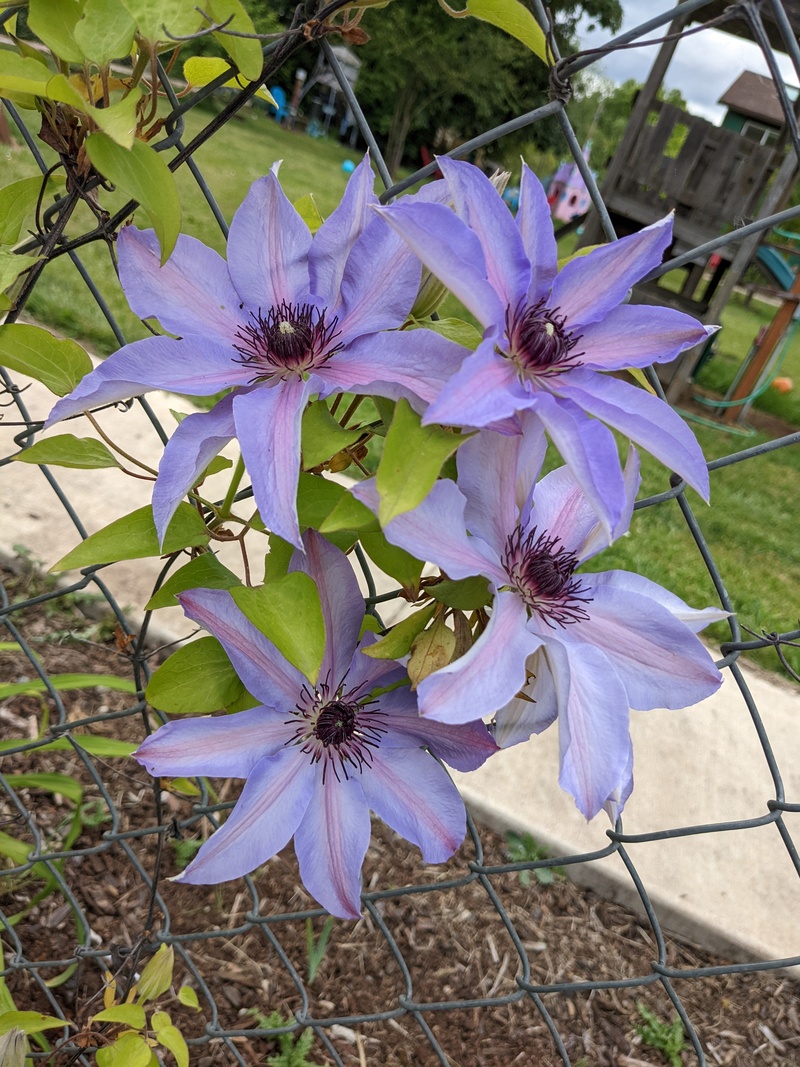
(1, 0, 800, 1063)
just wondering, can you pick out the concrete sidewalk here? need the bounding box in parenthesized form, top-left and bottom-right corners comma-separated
(2, 373, 799, 969)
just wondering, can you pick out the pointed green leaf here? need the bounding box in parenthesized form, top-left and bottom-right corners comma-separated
(0, 323, 92, 396)
(359, 530, 423, 590)
(0, 52, 51, 99)
(0, 674, 136, 700)
(0, 175, 64, 246)
(302, 400, 366, 469)
(362, 603, 437, 659)
(428, 575, 491, 610)
(5, 773, 83, 805)
(146, 637, 244, 714)
(182, 55, 274, 103)
(626, 366, 657, 395)
(96, 1033, 152, 1067)
(317, 491, 378, 535)
(51, 503, 209, 572)
(155, 1024, 188, 1067)
(177, 987, 200, 1011)
(91, 1004, 146, 1029)
(296, 472, 347, 529)
(0, 250, 39, 293)
(0, 1012, 65, 1037)
(27, 0, 83, 63)
(463, 0, 548, 62)
(13, 434, 119, 470)
(294, 194, 324, 234)
(263, 533, 292, 582)
(145, 554, 240, 610)
(207, 0, 263, 81)
(557, 244, 603, 269)
(0, 735, 137, 757)
(85, 134, 181, 262)
(137, 944, 174, 1003)
(231, 573, 325, 684)
(73, 0, 137, 64)
(376, 399, 469, 525)
(411, 316, 482, 351)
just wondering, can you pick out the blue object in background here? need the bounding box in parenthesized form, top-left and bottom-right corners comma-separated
(267, 85, 288, 122)
(342, 159, 356, 174)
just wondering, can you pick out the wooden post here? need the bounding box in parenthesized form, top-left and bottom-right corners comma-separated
(721, 271, 800, 422)
(578, 7, 689, 248)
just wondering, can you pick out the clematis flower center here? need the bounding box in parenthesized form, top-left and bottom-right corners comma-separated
(286, 680, 387, 783)
(502, 524, 592, 627)
(233, 300, 343, 382)
(503, 298, 583, 378)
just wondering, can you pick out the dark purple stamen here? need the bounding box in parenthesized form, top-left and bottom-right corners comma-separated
(502, 524, 592, 628)
(284, 679, 388, 784)
(503, 298, 583, 377)
(233, 300, 342, 382)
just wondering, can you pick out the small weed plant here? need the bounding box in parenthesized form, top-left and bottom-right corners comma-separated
(505, 831, 566, 886)
(636, 1001, 686, 1066)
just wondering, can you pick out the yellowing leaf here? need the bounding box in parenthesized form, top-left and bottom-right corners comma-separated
(294, 194, 324, 234)
(136, 945, 174, 1004)
(407, 616, 455, 689)
(183, 56, 275, 106)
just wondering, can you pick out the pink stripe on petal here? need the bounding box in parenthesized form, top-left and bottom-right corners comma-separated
(362, 746, 466, 863)
(294, 773, 370, 919)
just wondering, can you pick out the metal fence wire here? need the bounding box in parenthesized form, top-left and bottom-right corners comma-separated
(1, 0, 800, 1063)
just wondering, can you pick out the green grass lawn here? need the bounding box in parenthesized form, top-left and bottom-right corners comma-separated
(4, 102, 800, 678)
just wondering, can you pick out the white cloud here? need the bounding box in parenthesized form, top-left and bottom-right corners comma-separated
(576, 0, 799, 125)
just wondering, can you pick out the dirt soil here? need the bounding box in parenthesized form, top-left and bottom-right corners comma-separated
(1, 557, 799, 1067)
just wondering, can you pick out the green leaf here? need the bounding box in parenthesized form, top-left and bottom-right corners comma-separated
(362, 603, 437, 659)
(0, 175, 64, 246)
(317, 491, 377, 535)
(96, 1033, 152, 1067)
(263, 533, 293, 582)
(0, 1011, 65, 1037)
(296, 473, 346, 529)
(407, 615, 455, 689)
(146, 637, 244, 714)
(0, 323, 92, 397)
(27, 0, 83, 63)
(85, 134, 181, 262)
(0, 673, 137, 700)
(206, 0, 263, 80)
(51, 503, 209, 572)
(177, 987, 200, 1010)
(145, 554, 240, 610)
(626, 366, 657, 395)
(136, 944, 174, 1003)
(0, 735, 138, 757)
(411, 316, 482, 351)
(0, 249, 39, 293)
(5, 773, 83, 805)
(359, 530, 423, 591)
(155, 1024, 188, 1067)
(302, 400, 366, 469)
(13, 434, 118, 470)
(376, 399, 469, 525)
(428, 575, 491, 610)
(73, 0, 137, 64)
(182, 55, 274, 104)
(294, 194, 324, 234)
(557, 243, 603, 269)
(231, 573, 325, 684)
(0, 52, 51, 101)
(462, 0, 548, 62)
(119, 0, 204, 46)
(91, 1004, 146, 1029)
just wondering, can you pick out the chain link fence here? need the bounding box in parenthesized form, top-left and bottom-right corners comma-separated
(1, 1, 800, 1063)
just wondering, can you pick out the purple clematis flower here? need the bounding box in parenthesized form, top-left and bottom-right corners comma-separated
(134, 530, 497, 918)
(47, 156, 466, 548)
(354, 426, 725, 819)
(374, 157, 715, 534)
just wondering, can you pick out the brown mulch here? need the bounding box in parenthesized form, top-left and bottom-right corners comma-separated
(2, 557, 800, 1067)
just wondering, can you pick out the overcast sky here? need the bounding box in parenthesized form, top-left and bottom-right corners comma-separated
(577, 0, 800, 123)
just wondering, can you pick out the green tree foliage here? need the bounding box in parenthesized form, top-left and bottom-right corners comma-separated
(354, 0, 623, 175)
